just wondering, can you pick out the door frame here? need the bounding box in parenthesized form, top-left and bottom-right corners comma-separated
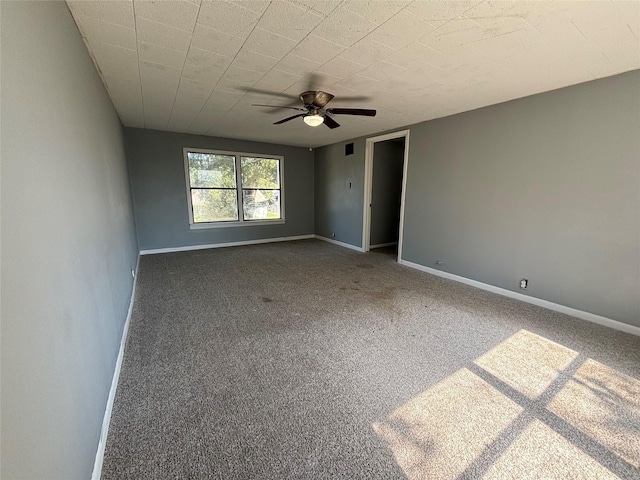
(362, 129, 410, 262)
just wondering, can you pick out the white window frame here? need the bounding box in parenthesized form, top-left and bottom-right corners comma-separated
(183, 147, 285, 229)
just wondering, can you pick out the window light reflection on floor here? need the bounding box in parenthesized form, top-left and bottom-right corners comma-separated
(474, 330, 579, 399)
(548, 358, 640, 467)
(483, 419, 618, 479)
(374, 329, 640, 479)
(373, 368, 523, 479)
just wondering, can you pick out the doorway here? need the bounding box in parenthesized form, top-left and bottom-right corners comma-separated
(362, 130, 410, 262)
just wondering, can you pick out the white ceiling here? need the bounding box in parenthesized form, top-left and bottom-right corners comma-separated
(67, 0, 640, 148)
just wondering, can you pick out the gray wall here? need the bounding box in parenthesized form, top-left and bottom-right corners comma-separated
(402, 71, 640, 327)
(1, 2, 139, 478)
(126, 128, 314, 250)
(315, 71, 640, 328)
(370, 140, 405, 246)
(314, 140, 366, 246)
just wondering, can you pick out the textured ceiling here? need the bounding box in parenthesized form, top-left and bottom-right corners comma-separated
(67, 0, 640, 148)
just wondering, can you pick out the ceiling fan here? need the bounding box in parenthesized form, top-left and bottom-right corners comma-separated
(252, 90, 376, 129)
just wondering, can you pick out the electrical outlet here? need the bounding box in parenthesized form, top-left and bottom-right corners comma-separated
(332, 232, 336, 238)
(520, 279, 528, 289)
(131, 269, 135, 278)
(435, 260, 444, 265)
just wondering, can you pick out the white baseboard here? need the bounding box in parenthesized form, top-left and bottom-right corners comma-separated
(399, 259, 640, 337)
(92, 254, 140, 480)
(140, 234, 315, 255)
(314, 235, 364, 252)
(370, 242, 398, 249)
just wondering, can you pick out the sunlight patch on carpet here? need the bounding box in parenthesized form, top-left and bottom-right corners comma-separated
(548, 358, 640, 467)
(474, 329, 578, 399)
(373, 368, 522, 479)
(482, 419, 618, 479)
(375, 330, 638, 479)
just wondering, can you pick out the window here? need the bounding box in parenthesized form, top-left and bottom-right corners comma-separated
(184, 148, 284, 228)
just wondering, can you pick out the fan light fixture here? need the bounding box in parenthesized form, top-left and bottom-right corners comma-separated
(303, 114, 324, 127)
(253, 90, 377, 129)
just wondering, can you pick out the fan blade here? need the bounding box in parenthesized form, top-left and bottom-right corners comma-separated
(252, 104, 305, 111)
(301, 90, 334, 108)
(323, 114, 340, 129)
(326, 108, 376, 116)
(236, 87, 299, 101)
(274, 113, 306, 125)
(333, 95, 371, 103)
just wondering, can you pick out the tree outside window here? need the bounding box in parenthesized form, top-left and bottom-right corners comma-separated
(184, 149, 283, 227)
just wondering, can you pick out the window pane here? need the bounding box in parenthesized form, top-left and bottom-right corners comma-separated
(241, 157, 280, 189)
(191, 189, 238, 222)
(242, 189, 281, 220)
(188, 152, 236, 188)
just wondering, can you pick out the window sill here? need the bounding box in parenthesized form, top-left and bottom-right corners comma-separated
(190, 219, 285, 230)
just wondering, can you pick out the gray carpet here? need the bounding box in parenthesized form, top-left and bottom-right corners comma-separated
(102, 239, 640, 479)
